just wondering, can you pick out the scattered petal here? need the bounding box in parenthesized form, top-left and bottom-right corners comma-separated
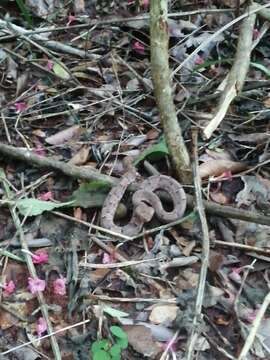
(36, 317, 47, 337)
(3, 280, 16, 296)
(47, 60, 54, 70)
(228, 267, 242, 283)
(253, 29, 260, 40)
(37, 192, 54, 201)
(102, 252, 114, 264)
(28, 277, 46, 294)
(33, 145, 46, 157)
(53, 278, 66, 296)
(67, 14, 76, 26)
(195, 55, 204, 65)
(140, 0, 149, 10)
(132, 41, 145, 55)
(15, 102, 27, 113)
(32, 249, 49, 264)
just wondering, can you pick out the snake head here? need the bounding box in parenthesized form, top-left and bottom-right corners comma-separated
(134, 202, 155, 223)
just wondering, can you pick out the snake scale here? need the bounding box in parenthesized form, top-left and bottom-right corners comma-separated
(101, 168, 187, 236)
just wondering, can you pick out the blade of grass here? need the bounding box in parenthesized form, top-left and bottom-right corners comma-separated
(15, 0, 33, 27)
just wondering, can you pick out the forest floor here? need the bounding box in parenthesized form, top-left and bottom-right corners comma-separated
(0, 1, 270, 359)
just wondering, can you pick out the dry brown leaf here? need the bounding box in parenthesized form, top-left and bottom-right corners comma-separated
(123, 325, 162, 358)
(46, 125, 84, 145)
(32, 129, 46, 138)
(210, 191, 231, 205)
(149, 305, 178, 324)
(68, 145, 90, 165)
(0, 310, 19, 330)
(26, 0, 55, 18)
(229, 132, 270, 144)
(73, 0, 85, 14)
(199, 160, 247, 179)
(220, 0, 246, 7)
(264, 97, 270, 108)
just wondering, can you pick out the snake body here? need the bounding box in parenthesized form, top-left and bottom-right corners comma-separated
(101, 169, 187, 236)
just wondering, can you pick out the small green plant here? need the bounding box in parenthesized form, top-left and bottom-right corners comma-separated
(15, 0, 33, 26)
(91, 326, 128, 360)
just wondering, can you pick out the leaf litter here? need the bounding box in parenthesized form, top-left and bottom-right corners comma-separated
(0, 0, 269, 359)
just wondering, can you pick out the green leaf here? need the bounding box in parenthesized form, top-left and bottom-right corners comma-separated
(116, 337, 128, 350)
(103, 306, 129, 320)
(110, 326, 127, 340)
(134, 137, 169, 165)
(53, 63, 70, 80)
(0, 249, 25, 263)
(92, 349, 111, 360)
(109, 344, 121, 359)
(250, 62, 270, 77)
(91, 339, 110, 352)
(16, 198, 74, 216)
(69, 181, 111, 208)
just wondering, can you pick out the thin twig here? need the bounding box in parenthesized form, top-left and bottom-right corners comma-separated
(214, 240, 270, 256)
(0, 319, 90, 355)
(237, 288, 270, 359)
(186, 128, 210, 360)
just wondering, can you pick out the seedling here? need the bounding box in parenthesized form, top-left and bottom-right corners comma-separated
(91, 326, 128, 360)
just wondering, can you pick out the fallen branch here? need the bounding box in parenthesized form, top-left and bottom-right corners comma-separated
(204, 4, 256, 138)
(150, 0, 191, 183)
(0, 143, 269, 227)
(0, 19, 99, 60)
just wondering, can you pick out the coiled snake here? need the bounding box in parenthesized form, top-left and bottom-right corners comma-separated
(101, 168, 187, 236)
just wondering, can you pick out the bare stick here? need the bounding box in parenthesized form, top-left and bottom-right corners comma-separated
(150, 0, 191, 183)
(0, 143, 115, 186)
(186, 128, 210, 360)
(204, 5, 256, 138)
(0, 20, 99, 60)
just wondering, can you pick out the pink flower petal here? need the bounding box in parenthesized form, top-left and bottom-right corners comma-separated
(28, 277, 46, 294)
(253, 29, 260, 40)
(132, 41, 145, 55)
(102, 252, 114, 264)
(36, 317, 47, 337)
(140, 0, 149, 10)
(15, 102, 27, 113)
(67, 15, 76, 26)
(195, 55, 204, 65)
(3, 280, 16, 296)
(53, 278, 66, 296)
(33, 145, 46, 157)
(228, 267, 242, 283)
(37, 192, 53, 201)
(32, 249, 49, 264)
(47, 60, 54, 71)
